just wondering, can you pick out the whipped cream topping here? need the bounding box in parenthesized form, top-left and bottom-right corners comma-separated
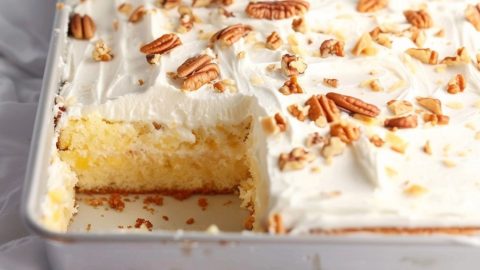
(49, 0, 480, 233)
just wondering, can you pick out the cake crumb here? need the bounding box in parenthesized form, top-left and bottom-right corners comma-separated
(223, 200, 233, 206)
(162, 215, 169, 221)
(186, 218, 195, 225)
(423, 140, 432, 155)
(118, 225, 124, 229)
(108, 194, 125, 211)
(143, 195, 164, 206)
(56, 2, 65, 10)
(404, 184, 427, 197)
(134, 218, 153, 231)
(86, 197, 104, 208)
(475, 132, 480, 140)
(443, 159, 457, 168)
(86, 223, 92, 231)
(198, 197, 208, 211)
(138, 79, 145, 86)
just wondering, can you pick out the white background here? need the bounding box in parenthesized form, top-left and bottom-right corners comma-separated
(0, 0, 56, 269)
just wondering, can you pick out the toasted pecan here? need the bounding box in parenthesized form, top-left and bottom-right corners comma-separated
(384, 115, 418, 129)
(281, 54, 307, 77)
(406, 48, 438, 65)
(140, 33, 182, 55)
(279, 76, 303, 95)
(330, 122, 361, 144)
(128, 5, 147, 23)
(357, 0, 388, 13)
(69, 13, 96, 40)
(210, 24, 253, 46)
(177, 54, 219, 91)
(266, 31, 283, 50)
(404, 9, 433, 29)
(245, 0, 309, 20)
(305, 95, 340, 124)
(466, 4, 480, 31)
(326, 92, 380, 117)
(319, 39, 345, 58)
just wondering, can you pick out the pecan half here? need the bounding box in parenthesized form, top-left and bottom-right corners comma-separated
(182, 63, 220, 91)
(245, 0, 309, 20)
(466, 4, 480, 31)
(326, 92, 380, 117)
(319, 39, 345, 58)
(406, 48, 438, 65)
(261, 113, 287, 134)
(140, 33, 182, 55)
(446, 74, 466, 94)
(281, 54, 307, 77)
(128, 5, 147, 23)
(416, 97, 442, 115)
(279, 76, 303, 95)
(69, 13, 96, 40)
(210, 24, 253, 46)
(330, 122, 361, 144)
(160, 0, 181, 9)
(266, 31, 283, 50)
(118, 3, 133, 15)
(357, 0, 388, 13)
(404, 10, 433, 29)
(384, 115, 418, 129)
(177, 54, 220, 91)
(279, 147, 315, 171)
(305, 95, 340, 125)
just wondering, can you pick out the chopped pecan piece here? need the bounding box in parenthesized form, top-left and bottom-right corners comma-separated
(305, 95, 340, 125)
(287, 104, 308, 121)
(92, 40, 114, 62)
(446, 74, 466, 94)
(177, 54, 220, 91)
(210, 24, 253, 46)
(245, 0, 309, 20)
(177, 6, 195, 33)
(292, 17, 307, 33)
(405, 48, 438, 65)
(326, 92, 380, 117)
(423, 140, 432, 155)
(319, 39, 345, 58)
(369, 135, 385, 147)
(306, 132, 325, 148)
(361, 78, 383, 92)
(268, 214, 285, 234)
(281, 54, 307, 77)
(128, 5, 147, 23)
(352, 33, 377, 56)
(266, 31, 283, 50)
(369, 27, 392, 48)
(384, 115, 418, 129)
(140, 33, 182, 55)
(357, 0, 388, 13)
(416, 97, 442, 115)
(330, 122, 360, 144)
(278, 147, 315, 171)
(118, 3, 133, 15)
(69, 13, 96, 40)
(410, 27, 426, 47)
(261, 113, 287, 134)
(146, 54, 161, 65)
(466, 4, 480, 31)
(423, 113, 449, 125)
(192, 0, 213, 7)
(321, 137, 346, 160)
(387, 100, 414, 116)
(440, 47, 470, 66)
(279, 76, 303, 95)
(323, 78, 339, 88)
(404, 9, 433, 29)
(477, 53, 480, 70)
(160, 0, 181, 9)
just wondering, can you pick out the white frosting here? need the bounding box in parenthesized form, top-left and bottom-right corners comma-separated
(51, 0, 480, 233)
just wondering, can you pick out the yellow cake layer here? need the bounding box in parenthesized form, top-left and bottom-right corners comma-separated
(57, 115, 252, 193)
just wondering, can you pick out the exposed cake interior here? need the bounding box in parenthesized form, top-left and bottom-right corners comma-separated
(57, 114, 253, 196)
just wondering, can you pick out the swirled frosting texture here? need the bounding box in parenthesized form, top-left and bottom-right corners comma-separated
(57, 0, 480, 233)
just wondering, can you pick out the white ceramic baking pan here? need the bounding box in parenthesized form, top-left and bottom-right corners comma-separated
(21, 2, 480, 269)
